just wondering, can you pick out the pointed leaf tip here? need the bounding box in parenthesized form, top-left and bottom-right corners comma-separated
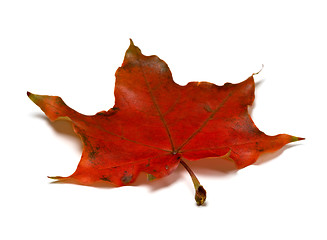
(123, 39, 143, 65)
(27, 92, 40, 103)
(129, 38, 134, 46)
(27, 91, 37, 102)
(48, 176, 63, 179)
(291, 136, 305, 142)
(27, 91, 39, 102)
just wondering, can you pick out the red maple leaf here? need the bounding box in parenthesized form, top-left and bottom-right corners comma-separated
(28, 40, 303, 205)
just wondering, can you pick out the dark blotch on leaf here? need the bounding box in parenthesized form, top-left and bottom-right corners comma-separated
(121, 174, 133, 184)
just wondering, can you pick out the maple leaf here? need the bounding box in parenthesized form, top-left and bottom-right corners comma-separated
(28, 40, 303, 205)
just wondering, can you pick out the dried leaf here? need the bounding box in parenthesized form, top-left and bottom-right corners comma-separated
(28, 40, 303, 205)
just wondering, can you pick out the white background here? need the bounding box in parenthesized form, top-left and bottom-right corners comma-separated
(1, 0, 326, 239)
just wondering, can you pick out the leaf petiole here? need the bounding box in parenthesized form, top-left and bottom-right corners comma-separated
(180, 159, 206, 206)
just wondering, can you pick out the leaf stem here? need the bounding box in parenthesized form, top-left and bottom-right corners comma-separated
(180, 159, 206, 206)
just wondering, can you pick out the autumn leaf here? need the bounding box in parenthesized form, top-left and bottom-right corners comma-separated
(28, 40, 303, 205)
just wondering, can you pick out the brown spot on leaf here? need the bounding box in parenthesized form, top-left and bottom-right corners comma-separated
(121, 174, 133, 184)
(100, 177, 111, 182)
(203, 104, 213, 113)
